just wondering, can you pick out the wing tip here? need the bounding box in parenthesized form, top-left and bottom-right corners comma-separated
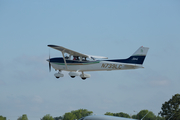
(48, 45, 59, 47)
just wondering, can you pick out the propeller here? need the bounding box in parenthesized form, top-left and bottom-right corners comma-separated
(48, 49, 51, 72)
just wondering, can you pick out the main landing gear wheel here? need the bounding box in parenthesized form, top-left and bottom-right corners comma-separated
(80, 71, 90, 80)
(71, 76, 75, 78)
(81, 77, 86, 80)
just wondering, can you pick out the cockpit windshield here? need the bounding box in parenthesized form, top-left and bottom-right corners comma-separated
(63, 53, 95, 61)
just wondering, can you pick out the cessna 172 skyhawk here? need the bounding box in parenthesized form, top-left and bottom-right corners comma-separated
(47, 45, 149, 80)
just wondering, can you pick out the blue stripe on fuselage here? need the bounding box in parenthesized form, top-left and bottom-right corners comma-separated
(105, 56, 146, 64)
(49, 55, 146, 65)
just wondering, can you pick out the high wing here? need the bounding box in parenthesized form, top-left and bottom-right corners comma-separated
(48, 45, 108, 59)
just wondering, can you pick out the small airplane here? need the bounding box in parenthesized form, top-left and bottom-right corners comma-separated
(47, 45, 149, 80)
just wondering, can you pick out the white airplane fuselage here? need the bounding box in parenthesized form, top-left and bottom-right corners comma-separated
(49, 58, 143, 72)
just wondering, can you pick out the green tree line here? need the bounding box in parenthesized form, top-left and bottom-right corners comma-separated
(1, 94, 179, 120)
(0, 109, 165, 120)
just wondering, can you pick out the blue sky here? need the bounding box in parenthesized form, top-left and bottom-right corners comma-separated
(0, 0, 180, 120)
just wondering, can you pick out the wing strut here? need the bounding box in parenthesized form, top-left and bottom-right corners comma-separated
(61, 50, 68, 70)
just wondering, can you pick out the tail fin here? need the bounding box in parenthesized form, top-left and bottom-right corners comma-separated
(106, 46, 149, 65)
(124, 46, 149, 65)
(132, 46, 149, 56)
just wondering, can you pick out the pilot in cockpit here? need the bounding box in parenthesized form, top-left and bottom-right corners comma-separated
(65, 54, 69, 59)
(73, 56, 76, 60)
(73, 56, 79, 60)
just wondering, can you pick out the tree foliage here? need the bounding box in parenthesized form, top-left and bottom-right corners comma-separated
(136, 110, 156, 120)
(156, 116, 165, 120)
(159, 94, 180, 120)
(104, 112, 114, 116)
(54, 116, 63, 120)
(71, 109, 93, 119)
(17, 114, 28, 120)
(63, 109, 93, 120)
(41, 114, 54, 120)
(0, 116, 6, 120)
(104, 112, 130, 118)
(132, 114, 137, 119)
(63, 112, 76, 120)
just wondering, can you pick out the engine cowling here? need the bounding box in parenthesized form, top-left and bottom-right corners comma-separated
(54, 73, 64, 78)
(69, 72, 80, 78)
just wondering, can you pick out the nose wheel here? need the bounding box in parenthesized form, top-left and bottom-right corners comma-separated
(54, 71, 64, 79)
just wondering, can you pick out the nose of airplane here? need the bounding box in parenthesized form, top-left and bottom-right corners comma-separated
(46, 59, 50, 62)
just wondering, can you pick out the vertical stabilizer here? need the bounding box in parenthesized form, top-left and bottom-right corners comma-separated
(132, 46, 149, 56)
(126, 46, 149, 64)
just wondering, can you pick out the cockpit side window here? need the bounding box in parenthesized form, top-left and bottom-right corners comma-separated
(91, 57, 95, 60)
(72, 56, 95, 61)
(65, 56, 69, 59)
(82, 57, 87, 61)
(64, 53, 72, 60)
(73, 56, 80, 61)
(86, 57, 95, 61)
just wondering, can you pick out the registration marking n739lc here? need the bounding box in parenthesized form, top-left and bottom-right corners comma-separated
(101, 63, 122, 69)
